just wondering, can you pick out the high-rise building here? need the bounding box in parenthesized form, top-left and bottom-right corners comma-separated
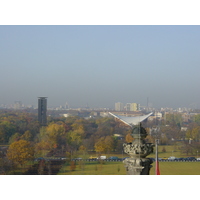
(115, 102, 124, 111)
(126, 103, 140, 111)
(126, 103, 131, 111)
(38, 97, 47, 126)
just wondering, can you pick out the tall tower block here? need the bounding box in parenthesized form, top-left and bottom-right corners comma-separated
(38, 97, 47, 126)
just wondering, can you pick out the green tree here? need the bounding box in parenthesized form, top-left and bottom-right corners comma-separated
(0, 121, 16, 144)
(165, 113, 183, 126)
(8, 132, 21, 144)
(66, 130, 83, 150)
(194, 114, 200, 125)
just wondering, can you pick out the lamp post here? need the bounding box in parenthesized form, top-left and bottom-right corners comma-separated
(197, 150, 198, 158)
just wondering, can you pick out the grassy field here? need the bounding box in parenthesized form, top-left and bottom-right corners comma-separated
(57, 144, 200, 175)
(150, 161, 200, 175)
(58, 160, 200, 175)
(58, 161, 127, 175)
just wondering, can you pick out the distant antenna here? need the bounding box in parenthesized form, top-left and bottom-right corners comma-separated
(147, 97, 149, 112)
(85, 103, 89, 109)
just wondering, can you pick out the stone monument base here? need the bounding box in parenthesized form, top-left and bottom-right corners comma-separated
(123, 157, 153, 175)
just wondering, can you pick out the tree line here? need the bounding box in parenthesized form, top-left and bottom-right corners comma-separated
(0, 110, 130, 167)
(1, 110, 200, 168)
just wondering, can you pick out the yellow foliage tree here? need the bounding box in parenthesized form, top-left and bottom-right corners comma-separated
(186, 127, 200, 141)
(7, 139, 34, 166)
(79, 145, 86, 151)
(95, 136, 115, 153)
(104, 136, 114, 152)
(38, 123, 65, 149)
(34, 140, 52, 157)
(125, 133, 134, 143)
(94, 137, 106, 153)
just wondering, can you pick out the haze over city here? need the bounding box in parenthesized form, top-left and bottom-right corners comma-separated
(1, 25, 200, 109)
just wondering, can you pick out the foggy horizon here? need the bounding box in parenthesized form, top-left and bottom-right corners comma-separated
(1, 26, 200, 109)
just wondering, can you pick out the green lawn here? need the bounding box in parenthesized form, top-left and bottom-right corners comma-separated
(58, 160, 200, 175)
(58, 144, 200, 175)
(150, 161, 200, 175)
(58, 161, 127, 175)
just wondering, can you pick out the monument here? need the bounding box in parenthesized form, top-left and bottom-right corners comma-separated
(109, 112, 154, 175)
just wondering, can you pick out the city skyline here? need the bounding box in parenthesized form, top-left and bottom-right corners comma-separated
(1, 26, 200, 109)
(0, 99, 198, 111)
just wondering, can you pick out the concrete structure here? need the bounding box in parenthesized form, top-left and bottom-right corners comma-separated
(38, 97, 47, 126)
(126, 103, 140, 111)
(123, 124, 154, 175)
(115, 102, 124, 111)
(109, 112, 154, 175)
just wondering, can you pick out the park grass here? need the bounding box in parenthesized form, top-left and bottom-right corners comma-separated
(150, 161, 200, 175)
(58, 161, 127, 175)
(58, 160, 200, 175)
(58, 144, 200, 175)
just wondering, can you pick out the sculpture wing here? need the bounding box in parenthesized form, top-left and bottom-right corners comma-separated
(109, 112, 153, 127)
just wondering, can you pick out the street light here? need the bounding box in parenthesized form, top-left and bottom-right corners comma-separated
(197, 150, 198, 158)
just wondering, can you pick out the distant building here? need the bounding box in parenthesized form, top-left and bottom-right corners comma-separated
(115, 102, 124, 111)
(126, 103, 140, 111)
(154, 112, 162, 120)
(14, 101, 22, 110)
(181, 127, 188, 131)
(38, 97, 47, 126)
(148, 112, 162, 121)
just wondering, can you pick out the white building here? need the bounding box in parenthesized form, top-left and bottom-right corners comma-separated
(115, 102, 124, 111)
(126, 103, 140, 111)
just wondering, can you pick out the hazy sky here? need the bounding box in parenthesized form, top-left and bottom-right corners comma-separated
(0, 25, 200, 109)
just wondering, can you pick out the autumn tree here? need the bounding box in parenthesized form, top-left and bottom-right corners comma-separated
(186, 127, 200, 141)
(8, 132, 21, 144)
(7, 139, 34, 166)
(65, 120, 86, 151)
(162, 146, 166, 152)
(21, 130, 32, 141)
(94, 137, 106, 153)
(37, 123, 65, 150)
(145, 134, 155, 144)
(70, 161, 76, 171)
(94, 136, 115, 153)
(34, 140, 52, 157)
(104, 135, 114, 152)
(125, 132, 134, 143)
